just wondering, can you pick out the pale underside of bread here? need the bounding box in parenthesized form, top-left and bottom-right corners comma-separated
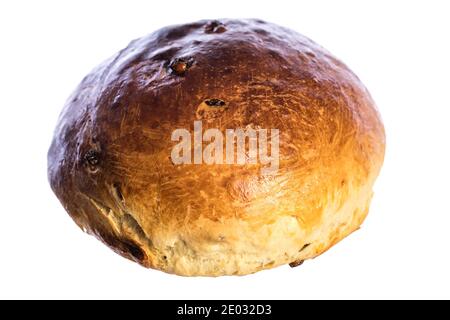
(48, 19, 385, 276)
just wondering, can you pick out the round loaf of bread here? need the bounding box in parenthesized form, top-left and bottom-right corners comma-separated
(48, 19, 385, 276)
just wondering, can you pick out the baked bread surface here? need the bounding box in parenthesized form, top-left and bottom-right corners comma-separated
(48, 19, 385, 276)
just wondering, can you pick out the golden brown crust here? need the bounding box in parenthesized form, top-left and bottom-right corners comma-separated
(48, 19, 385, 276)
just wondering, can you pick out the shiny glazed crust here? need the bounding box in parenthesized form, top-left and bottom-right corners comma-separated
(48, 19, 385, 276)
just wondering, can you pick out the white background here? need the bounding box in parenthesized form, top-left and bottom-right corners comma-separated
(1, 0, 449, 299)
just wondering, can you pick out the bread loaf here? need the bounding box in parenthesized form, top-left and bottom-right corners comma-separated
(48, 19, 385, 276)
